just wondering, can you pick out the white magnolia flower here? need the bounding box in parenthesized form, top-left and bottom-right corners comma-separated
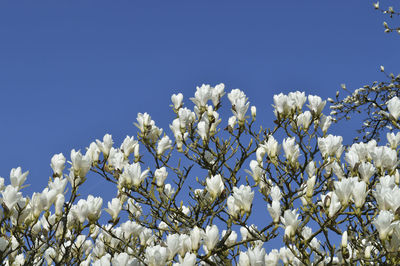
(190, 84, 212, 109)
(245, 160, 264, 183)
(227, 195, 241, 219)
(265, 249, 279, 266)
(307, 95, 326, 115)
(197, 120, 209, 141)
(387, 132, 400, 149)
(387, 96, 400, 120)
(228, 116, 237, 129)
(273, 93, 292, 117)
(352, 180, 368, 208)
(50, 153, 66, 176)
(166, 234, 180, 260)
(247, 245, 266, 266)
(96, 133, 114, 157)
(267, 200, 281, 223)
(265, 136, 281, 159)
(105, 198, 122, 221)
(238, 251, 250, 266)
(222, 230, 237, 246)
(289, 91, 307, 111)
(171, 93, 183, 110)
(2, 185, 23, 210)
(358, 162, 375, 183)
(178, 108, 195, 129)
(210, 83, 225, 106)
(371, 146, 397, 172)
(373, 210, 395, 240)
(190, 226, 203, 251)
(70, 149, 91, 178)
(206, 174, 224, 200)
(318, 134, 343, 158)
(86, 195, 103, 223)
(119, 163, 149, 189)
(228, 89, 250, 124)
(334, 177, 356, 206)
(232, 185, 254, 214)
(120, 136, 138, 158)
(10, 167, 28, 188)
(319, 114, 332, 134)
(157, 135, 172, 156)
(135, 112, 153, 133)
(154, 167, 168, 187)
(54, 194, 65, 216)
(270, 186, 282, 202)
(174, 252, 196, 266)
(86, 142, 101, 163)
(111, 252, 136, 266)
(296, 111, 312, 129)
(281, 209, 301, 238)
(145, 245, 168, 266)
(204, 225, 219, 251)
(282, 137, 300, 166)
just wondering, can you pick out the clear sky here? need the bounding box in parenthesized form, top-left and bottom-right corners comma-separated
(0, 0, 399, 252)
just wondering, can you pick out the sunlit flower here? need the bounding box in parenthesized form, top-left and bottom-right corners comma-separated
(206, 174, 224, 200)
(171, 93, 183, 110)
(157, 135, 172, 157)
(387, 96, 400, 120)
(105, 198, 122, 222)
(281, 209, 301, 238)
(50, 153, 66, 176)
(373, 210, 395, 240)
(96, 133, 114, 157)
(10, 167, 28, 188)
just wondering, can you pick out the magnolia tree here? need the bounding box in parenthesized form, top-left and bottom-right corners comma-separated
(1, 5, 400, 266)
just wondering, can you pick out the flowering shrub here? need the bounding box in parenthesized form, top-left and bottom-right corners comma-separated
(0, 78, 399, 265)
(1, 3, 400, 266)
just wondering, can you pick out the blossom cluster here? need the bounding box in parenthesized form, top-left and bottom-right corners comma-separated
(0, 82, 399, 265)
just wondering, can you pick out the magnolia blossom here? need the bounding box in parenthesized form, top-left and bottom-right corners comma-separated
(10, 167, 28, 188)
(319, 114, 332, 134)
(190, 84, 213, 109)
(157, 135, 172, 156)
(231, 185, 254, 214)
(204, 225, 219, 252)
(70, 149, 91, 178)
(387, 132, 400, 149)
(282, 137, 300, 166)
(387, 96, 400, 120)
(171, 93, 183, 110)
(373, 210, 395, 240)
(2, 185, 23, 210)
(178, 108, 195, 129)
(307, 95, 326, 115)
(296, 111, 312, 129)
(268, 200, 281, 223)
(197, 120, 209, 141)
(205, 174, 224, 200)
(96, 134, 114, 157)
(281, 209, 301, 238)
(119, 163, 149, 189)
(318, 134, 343, 158)
(334, 178, 356, 206)
(120, 136, 138, 158)
(154, 167, 168, 187)
(50, 153, 66, 176)
(227, 89, 249, 124)
(105, 198, 122, 221)
(352, 180, 368, 208)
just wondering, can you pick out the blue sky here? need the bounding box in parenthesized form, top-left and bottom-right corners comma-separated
(0, 0, 399, 252)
